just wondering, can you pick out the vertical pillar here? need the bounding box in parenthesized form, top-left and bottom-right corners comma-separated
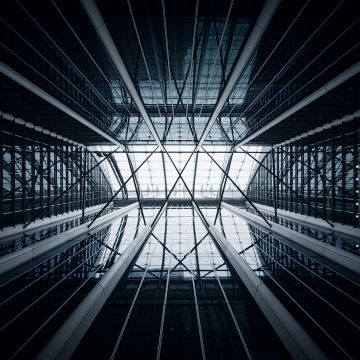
(307, 136, 311, 216)
(194, 204, 326, 360)
(289, 143, 293, 213)
(39, 136, 44, 219)
(31, 137, 36, 221)
(271, 147, 278, 223)
(11, 131, 16, 227)
(54, 139, 58, 216)
(295, 141, 299, 213)
(81, 147, 87, 222)
(322, 130, 327, 219)
(314, 133, 319, 218)
(331, 127, 336, 222)
(353, 130, 359, 226)
(47, 134, 51, 218)
(300, 137, 305, 215)
(0, 127, 3, 229)
(37, 205, 166, 360)
(21, 127, 26, 224)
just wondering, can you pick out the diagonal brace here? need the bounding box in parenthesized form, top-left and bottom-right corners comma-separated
(202, 146, 272, 227)
(88, 146, 159, 228)
(239, 146, 334, 228)
(23, 146, 122, 229)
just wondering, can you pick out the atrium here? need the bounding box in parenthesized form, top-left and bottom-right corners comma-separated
(0, 0, 359, 359)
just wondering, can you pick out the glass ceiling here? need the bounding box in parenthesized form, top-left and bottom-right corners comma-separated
(95, 145, 264, 200)
(91, 206, 264, 282)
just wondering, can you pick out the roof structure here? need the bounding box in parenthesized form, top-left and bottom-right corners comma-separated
(0, 0, 359, 359)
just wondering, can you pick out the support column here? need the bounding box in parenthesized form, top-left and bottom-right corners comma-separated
(0, 203, 138, 275)
(36, 205, 167, 360)
(222, 202, 360, 275)
(193, 204, 326, 360)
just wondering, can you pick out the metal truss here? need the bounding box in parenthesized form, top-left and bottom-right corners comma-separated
(124, 146, 146, 224)
(247, 119, 359, 227)
(201, 147, 271, 227)
(196, 0, 281, 149)
(0, 119, 113, 230)
(214, 147, 234, 224)
(107, 155, 128, 199)
(240, 145, 334, 228)
(88, 146, 159, 228)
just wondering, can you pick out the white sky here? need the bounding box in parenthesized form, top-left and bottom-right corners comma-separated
(94, 144, 264, 200)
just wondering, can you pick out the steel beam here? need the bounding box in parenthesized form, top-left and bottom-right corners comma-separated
(163, 233, 209, 279)
(107, 155, 128, 198)
(0, 62, 122, 147)
(36, 204, 165, 360)
(87, 146, 159, 228)
(214, 149, 234, 224)
(81, 148, 87, 222)
(23, 146, 121, 229)
(222, 202, 360, 275)
(192, 152, 199, 196)
(148, 19, 168, 114)
(81, 0, 164, 149)
(0, 204, 106, 245)
(151, 233, 194, 277)
(237, 61, 360, 146)
(202, 147, 271, 227)
(124, 146, 146, 224)
(161, 152, 168, 195)
(0, 203, 138, 276)
(240, 146, 334, 227)
(193, 204, 326, 360)
(167, 62, 197, 140)
(271, 148, 279, 222)
(196, 0, 281, 149)
(250, 202, 360, 243)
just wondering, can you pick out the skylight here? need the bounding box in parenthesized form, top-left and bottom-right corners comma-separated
(95, 144, 263, 200)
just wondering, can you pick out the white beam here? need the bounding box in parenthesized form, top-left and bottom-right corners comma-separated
(273, 109, 360, 148)
(252, 202, 360, 242)
(0, 204, 106, 245)
(37, 205, 166, 360)
(222, 202, 360, 275)
(237, 61, 360, 146)
(0, 203, 138, 275)
(81, 0, 164, 149)
(196, 0, 281, 150)
(1, 110, 85, 147)
(0, 62, 122, 147)
(194, 204, 326, 360)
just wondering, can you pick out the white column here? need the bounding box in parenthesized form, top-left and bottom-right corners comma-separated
(0, 203, 138, 275)
(36, 205, 166, 360)
(222, 202, 360, 275)
(194, 204, 326, 360)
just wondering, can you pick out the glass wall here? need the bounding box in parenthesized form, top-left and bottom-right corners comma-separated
(217, 207, 360, 359)
(247, 120, 359, 227)
(74, 206, 288, 359)
(0, 207, 142, 358)
(0, 120, 113, 228)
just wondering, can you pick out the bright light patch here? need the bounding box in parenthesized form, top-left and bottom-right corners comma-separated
(94, 144, 263, 200)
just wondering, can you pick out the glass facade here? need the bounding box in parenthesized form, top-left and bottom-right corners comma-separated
(0, 120, 113, 229)
(74, 207, 288, 360)
(247, 119, 359, 227)
(0, 0, 359, 359)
